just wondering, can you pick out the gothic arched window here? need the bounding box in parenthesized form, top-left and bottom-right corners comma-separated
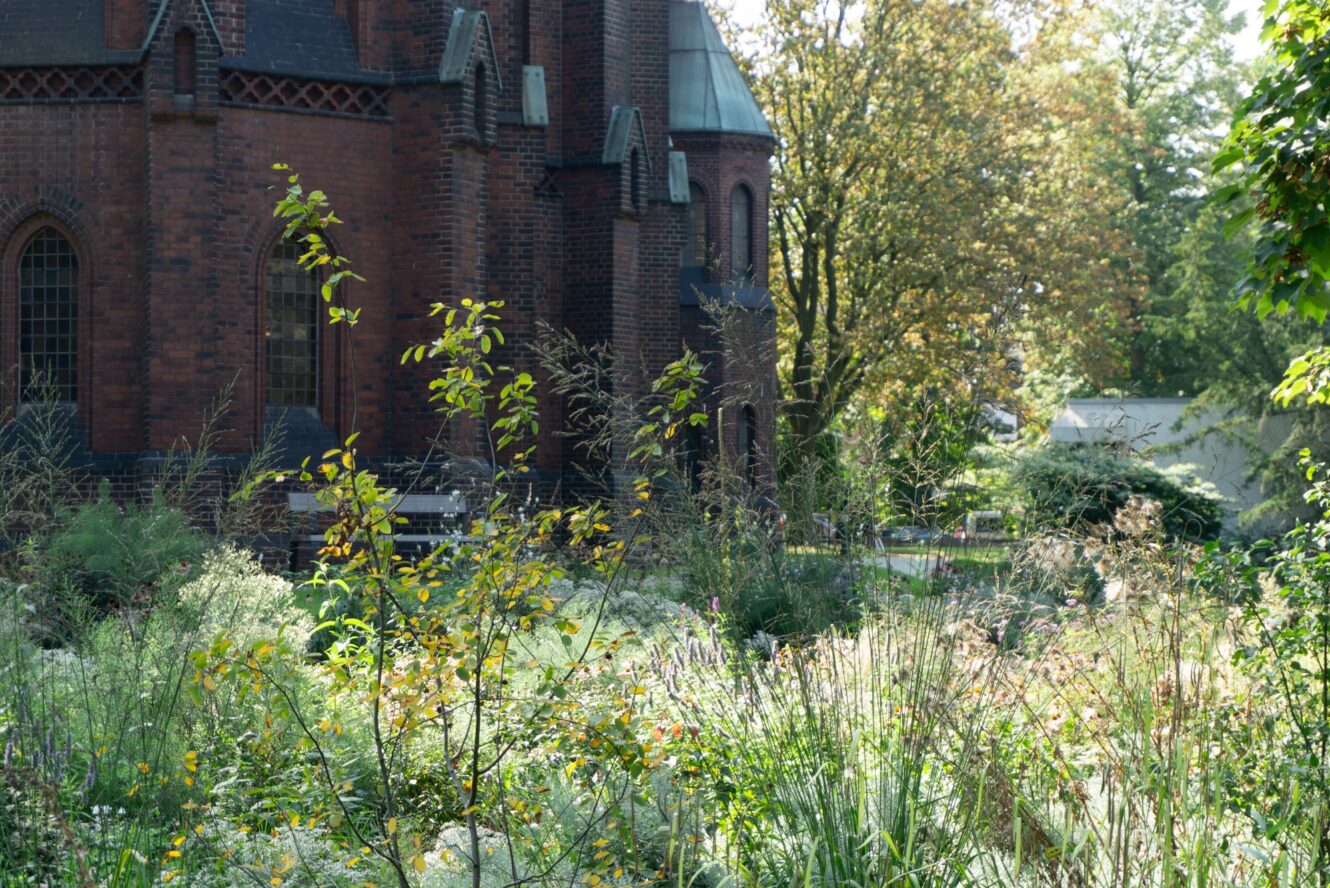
(684, 182, 707, 268)
(630, 148, 642, 212)
(740, 404, 759, 485)
(174, 28, 197, 96)
(18, 228, 78, 402)
(265, 240, 319, 409)
(730, 184, 753, 280)
(474, 62, 488, 137)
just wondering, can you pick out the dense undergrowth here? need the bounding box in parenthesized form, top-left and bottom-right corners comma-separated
(3, 175, 1329, 887)
(6, 466, 1330, 887)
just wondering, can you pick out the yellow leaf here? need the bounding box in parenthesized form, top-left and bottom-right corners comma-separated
(202, 674, 218, 692)
(412, 854, 427, 874)
(386, 817, 398, 834)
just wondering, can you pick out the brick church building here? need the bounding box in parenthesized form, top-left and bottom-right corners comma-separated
(0, 0, 774, 496)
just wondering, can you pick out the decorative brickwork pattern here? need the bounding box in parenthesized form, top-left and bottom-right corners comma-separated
(0, 67, 142, 103)
(219, 70, 389, 118)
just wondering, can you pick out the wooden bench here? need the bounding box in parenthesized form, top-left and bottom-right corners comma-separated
(288, 492, 470, 547)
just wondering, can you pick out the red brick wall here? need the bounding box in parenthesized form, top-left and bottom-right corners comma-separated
(212, 110, 394, 452)
(0, 105, 147, 453)
(210, 0, 246, 56)
(336, 0, 393, 72)
(671, 132, 772, 289)
(672, 132, 775, 483)
(0, 0, 776, 499)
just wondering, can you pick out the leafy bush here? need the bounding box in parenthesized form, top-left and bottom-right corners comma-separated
(42, 487, 204, 614)
(676, 524, 858, 640)
(1195, 455, 1330, 881)
(176, 546, 313, 652)
(162, 818, 390, 886)
(1013, 444, 1222, 541)
(0, 583, 196, 885)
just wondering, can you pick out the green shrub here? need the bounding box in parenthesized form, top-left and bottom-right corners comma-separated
(676, 523, 860, 640)
(1013, 445, 1222, 541)
(42, 487, 204, 614)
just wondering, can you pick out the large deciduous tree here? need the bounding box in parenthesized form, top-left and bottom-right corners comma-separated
(754, 0, 1131, 471)
(1092, 0, 1247, 392)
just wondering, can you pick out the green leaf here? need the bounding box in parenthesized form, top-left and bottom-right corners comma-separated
(1223, 206, 1257, 239)
(1303, 225, 1330, 275)
(1212, 146, 1245, 173)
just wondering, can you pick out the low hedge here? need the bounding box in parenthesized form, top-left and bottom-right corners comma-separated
(1013, 445, 1223, 541)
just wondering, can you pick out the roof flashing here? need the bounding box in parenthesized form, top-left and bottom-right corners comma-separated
(602, 106, 651, 169)
(440, 8, 503, 90)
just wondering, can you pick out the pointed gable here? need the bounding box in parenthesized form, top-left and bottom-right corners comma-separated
(439, 8, 502, 90)
(602, 107, 650, 168)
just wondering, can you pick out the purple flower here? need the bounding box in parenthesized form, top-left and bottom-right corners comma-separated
(710, 596, 720, 613)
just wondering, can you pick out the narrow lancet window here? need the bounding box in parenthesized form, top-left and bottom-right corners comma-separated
(266, 240, 319, 408)
(18, 228, 78, 402)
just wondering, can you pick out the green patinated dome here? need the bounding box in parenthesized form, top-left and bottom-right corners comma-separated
(669, 1, 773, 138)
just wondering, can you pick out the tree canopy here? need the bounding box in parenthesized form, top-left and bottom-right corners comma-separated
(1217, 0, 1330, 324)
(754, 0, 1134, 470)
